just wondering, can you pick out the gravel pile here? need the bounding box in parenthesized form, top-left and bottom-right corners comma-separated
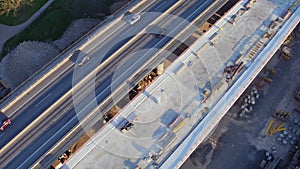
(0, 41, 59, 89)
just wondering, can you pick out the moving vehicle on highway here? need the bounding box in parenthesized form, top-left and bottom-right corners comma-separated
(69, 50, 90, 66)
(128, 14, 141, 25)
(156, 28, 167, 38)
(77, 55, 90, 66)
(0, 118, 11, 131)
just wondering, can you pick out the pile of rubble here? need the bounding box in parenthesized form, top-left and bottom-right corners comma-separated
(233, 87, 259, 119)
(52, 19, 100, 51)
(0, 41, 59, 89)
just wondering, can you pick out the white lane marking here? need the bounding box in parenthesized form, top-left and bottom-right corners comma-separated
(84, 23, 125, 53)
(34, 93, 52, 107)
(136, 0, 158, 14)
(8, 64, 73, 117)
(83, 0, 158, 53)
(155, 1, 166, 10)
(119, 27, 133, 37)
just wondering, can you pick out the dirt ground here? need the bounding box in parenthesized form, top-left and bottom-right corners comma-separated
(0, 41, 59, 89)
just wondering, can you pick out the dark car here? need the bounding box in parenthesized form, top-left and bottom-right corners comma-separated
(155, 29, 166, 38)
(156, 34, 164, 38)
(69, 50, 90, 66)
(120, 121, 134, 133)
(0, 118, 11, 131)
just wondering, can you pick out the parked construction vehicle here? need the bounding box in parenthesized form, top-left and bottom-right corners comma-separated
(265, 119, 286, 137)
(223, 62, 244, 82)
(264, 68, 276, 75)
(282, 53, 291, 61)
(120, 120, 134, 133)
(262, 77, 272, 83)
(201, 88, 211, 103)
(272, 111, 290, 121)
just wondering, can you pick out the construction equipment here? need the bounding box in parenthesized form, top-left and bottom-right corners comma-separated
(244, 0, 256, 9)
(263, 32, 272, 39)
(265, 119, 286, 137)
(262, 77, 272, 83)
(282, 54, 290, 61)
(270, 122, 286, 137)
(272, 111, 290, 121)
(156, 130, 176, 149)
(223, 62, 244, 82)
(120, 120, 134, 133)
(280, 10, 291, 20)
(201, 88, 211, 103)
(265, 119, 274, 135)
(137, 71, 158, 91)
(264, 68, 276, 75)
(167, 113, 190, 132)
(172, 118, 188, 132)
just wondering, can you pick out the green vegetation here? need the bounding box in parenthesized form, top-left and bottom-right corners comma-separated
(0, 0, 48, 25)
(2, 9, 71, 56)
(1, 0, 119, 58)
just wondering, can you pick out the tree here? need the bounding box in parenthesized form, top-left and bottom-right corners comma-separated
(0, 0, 33, 16)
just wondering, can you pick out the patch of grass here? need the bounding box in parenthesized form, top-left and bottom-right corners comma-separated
(0, 0, 48, 26)
(2, 9, 71, 57)
(1, 0, 123, 58)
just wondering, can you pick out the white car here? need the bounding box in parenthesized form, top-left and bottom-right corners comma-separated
(128, 14, 141, 25)
(78, 55, 90, 66)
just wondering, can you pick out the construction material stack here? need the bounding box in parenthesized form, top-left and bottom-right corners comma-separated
(223, 62, 244, 82)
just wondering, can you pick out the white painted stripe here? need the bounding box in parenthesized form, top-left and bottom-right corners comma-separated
(119, 27, 133, 38)
(155, 1, 166, 10)
(8, 64, 72, 117)
(34, 93, 52, 107)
